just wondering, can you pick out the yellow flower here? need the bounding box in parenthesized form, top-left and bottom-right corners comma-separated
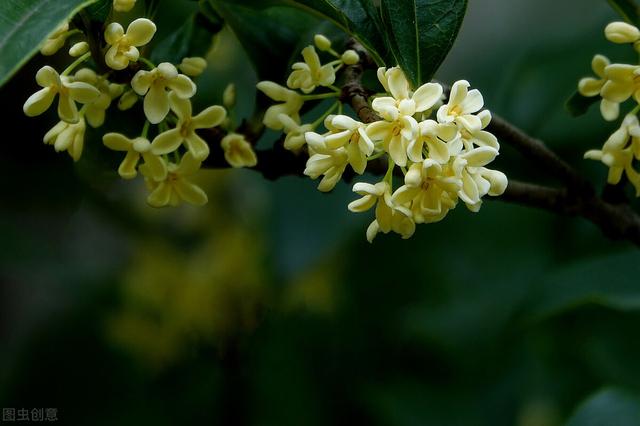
(321, 115, 375, 174)
(585, 114, 640, 195)
(303, 136, 349, 192)
(221, 133, 258, 168)
(256, 81, 304, 130)
(452, 147, 506, 212)
(151, 92, 226, 161)
(40, 23, 70, 56)
(118, 89, 139, 110)
(578, 55, 619, 121)
(408, 119, 458, 163)
(178, 57, 208, 77)
(392, 159, 462, 224)
(74, 68, 123, 128)
(287, 46, 336, 93)
(601, 64, 640, 106)
(113, 0, 136, 12)
(278, 114, 314, 151)
(104, 18, 156, 70)
(43, 118, 86, 161)
(69, 42, 89, 57)
(23, 65, 99, 123)
(132, 63, 196, 124)
(605, 22, 640, 45)
(372, 67, 443, 119)
(103, 133, 167, 180)
(348, 181, 415, 243)
(141, 152, 208, 207)
(366, 108, 418, 167)
(437, 80, 485, 132)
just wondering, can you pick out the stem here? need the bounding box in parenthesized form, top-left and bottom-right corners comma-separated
(139, 57, 156, 70)
(61, 52, 91, 76)
(141, 120, 151, 139)
(302, 91, 340, 101)
(311, 101, 340, 128)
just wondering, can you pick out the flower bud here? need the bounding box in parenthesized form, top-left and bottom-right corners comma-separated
(314, 34, 332, 51)
(341, 49, 360, 65)
(113, 0, 136, 12)
(118, 89, 139, 111)
(69, 41, 89, 57)
(223, 83, 236, 109)
(178, 57, 207, 77)
(605, 21, 640, 43)
(40, 23, 70, 56)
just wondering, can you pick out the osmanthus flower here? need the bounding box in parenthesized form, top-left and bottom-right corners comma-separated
(437, 80, 485, 132)
(256, 81, 304, 130)
(43, 118, 86, 162)
(408, 119, 458, 163)
(601, 64, 640, 106)
(366, 107, 418, 167)
(151, 92, 227, 161)
(113, 0, 136, 12)
(585, 114, 640, 195)
(178, 57, 208, 77)
(578, 55, 619, 121)
(348, 181, 415, 243)
(103, 133, 167, 180)
(450, 109, 500, 154)
(392, 159, 462, 224)
(221, 133, 258, 168)
(23, 65, 100, 123)
(321, 115, 375, 174)
(605, 22, 640, 45)
(303, 136, 349, 192)
(372, 67, 443, 119)
(278, 114, 314, 151)
(141, 152, 208, 208)
(104, 18, 156, 70)
(452, 147, 506, 212)
(132, 62, 197, 124)
(287, 46, 336, 93)
(74, 68, 124, 128)
(40, 22, 70, 56)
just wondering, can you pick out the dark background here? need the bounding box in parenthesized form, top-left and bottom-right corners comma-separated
(1, 0, 640, 424)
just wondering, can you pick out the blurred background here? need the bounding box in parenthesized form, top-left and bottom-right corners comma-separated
(1, 0, 640, 424)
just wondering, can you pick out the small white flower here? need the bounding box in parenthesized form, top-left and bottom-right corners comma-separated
(303, 136, 349, 192)
(372, 67, 443, 118)
(366, 109, 418, 167)
(278, 114, 314, 151)
(287, 46, 336, 93)
(43, 118, 86, 161)
(256, 81, 304, 130)
(74, 68, 123, 128)
(578, 55, 619, 121)
(452, 146, 504, 212)
(132, 62, 196, 124)
(407, 119, 458, 163)
(322, 115, 375, 174)
(104, 18, 156, 70)
(23, 66, 99, 123)
(221, 133, 258, 168)
(103, 133, 167, 180)
(151, 92, 226, 161)
(437, 80, 485, 132)
(141, 152, 208, 208)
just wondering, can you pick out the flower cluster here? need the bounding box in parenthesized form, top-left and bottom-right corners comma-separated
(258, 35, 507, 242)
(578, 21, 640, 195)
(23, 5, 255, 208)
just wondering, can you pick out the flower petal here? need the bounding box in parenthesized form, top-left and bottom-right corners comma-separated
(23, 88, 56, 117)
(167, 75, 196, 99)
(184, 133, 210, 161)
(144, 85, 170, 124)
(126, 18, 157, 46)
(412, 82, 443, 112)
(118, 151, 140, 179)
(174, 179, 208, 206)
(103, 132, 133, 151)
(192, 105, 226, 129)
(66, 81, 100, 104)
(151, 128, 183, 155)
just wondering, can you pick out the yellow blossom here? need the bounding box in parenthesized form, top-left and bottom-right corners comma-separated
(118, 89, 139, 110)
(104, 18, 156, 70)
(287, 46, 336, 93)
(278, 114, 314, 151)
(319, 115, 375, 174)
(452, 147, 505, 212)
(372, 67, 443, 119)
(221, 133, 258, 168)
(103, 133, 167, 180)
(74, 68, 123, 128)
(141, 152, 208, 207)
(408, 119, 458, 163)
(303, 136, 349, 192)
(69, 42, 89, 57)
(113, 0, 136, 12)
(605, 22, 640, 45)
(151, 92, 226, 161)
(256, 81, 304, 130)
(132, 62, 196, 123)
(43, 118, 86, 161)
(40, 23, 70, 56)
(178, 57, 208, 77)
(437, 80, 485, 132)
(23, 65, 99, 123)
(366, 108, 419, 167)
(601, 64, 640, 106)
(578, 55, 619, 121)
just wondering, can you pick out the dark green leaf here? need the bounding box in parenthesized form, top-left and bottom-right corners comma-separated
(608, 0, 640, 26)
(208, 1, 320, 80)
(211, 0, 390, 66)
(524, 251, 640, 322)
(0, 0, 98, 87)
(566, 91, 600, 117)
(84, 0, 111, 22)
(565, 387, 640, 426)
(151, 10, 223, 64)
(380, 0, 468, 87)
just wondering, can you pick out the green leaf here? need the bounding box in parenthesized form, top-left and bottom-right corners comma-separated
(380, 0, 468, 87)
(211, 0, 390, 67)
(0, 0, 98, 88)
(524, 251, 640, 322)
(151, 10, 224, 65)
(209, 1, 320, 80)
(565, 387, 640, 426)
(608, 0, 640, 26)
(566, 91, 600, 117)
